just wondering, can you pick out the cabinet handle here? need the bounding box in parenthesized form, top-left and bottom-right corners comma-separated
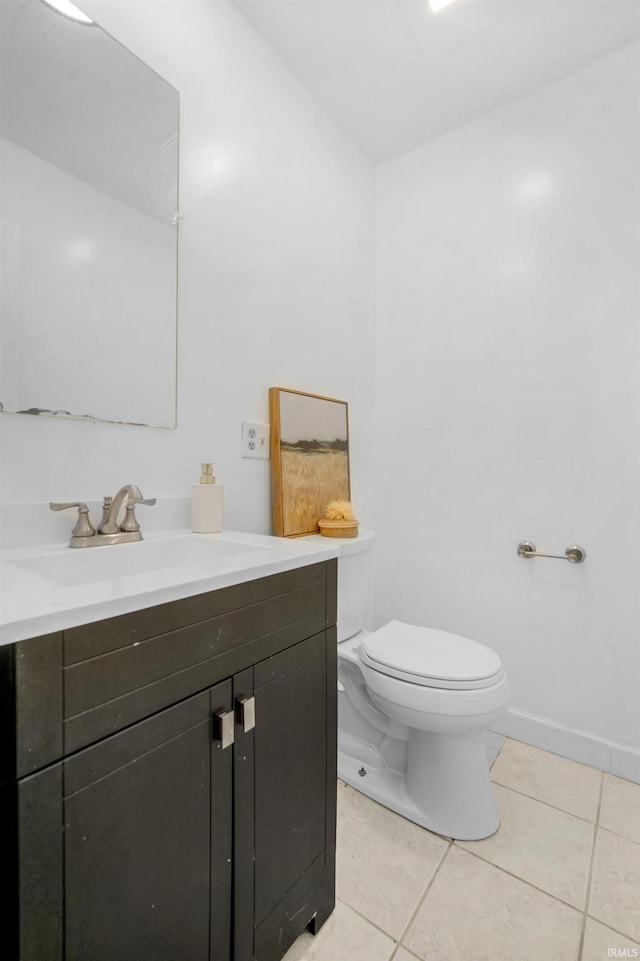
(237, 696, 256, 733)
(214, 710, 235, 749)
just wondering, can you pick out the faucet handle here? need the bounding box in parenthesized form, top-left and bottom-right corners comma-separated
(49, 501, 96, 538)
(119, 496, 156, 533)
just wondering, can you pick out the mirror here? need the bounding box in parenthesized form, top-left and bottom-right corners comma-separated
(0, 0, 179, 428)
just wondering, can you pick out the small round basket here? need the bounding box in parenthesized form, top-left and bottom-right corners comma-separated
(317, 518, 359, 538)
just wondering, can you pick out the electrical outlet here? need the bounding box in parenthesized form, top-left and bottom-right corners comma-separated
(241, 421, 270, 459)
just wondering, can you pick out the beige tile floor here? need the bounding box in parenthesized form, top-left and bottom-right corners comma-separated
(283, 737, 640, 961)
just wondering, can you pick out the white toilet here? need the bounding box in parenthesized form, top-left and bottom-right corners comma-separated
(332, 530, 510, 841)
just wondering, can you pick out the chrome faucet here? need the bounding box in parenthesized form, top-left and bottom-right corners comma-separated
(51, 484, 156, 548)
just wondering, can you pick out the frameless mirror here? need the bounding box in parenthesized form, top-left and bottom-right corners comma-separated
(0, 0, 179, 428)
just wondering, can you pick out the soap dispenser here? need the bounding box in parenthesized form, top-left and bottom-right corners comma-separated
(191, 463, 224, 533)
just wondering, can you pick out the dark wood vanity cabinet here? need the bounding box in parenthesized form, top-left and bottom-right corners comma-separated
(1, 560, 338, 961)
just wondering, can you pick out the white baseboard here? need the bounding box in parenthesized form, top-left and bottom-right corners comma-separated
(492, 708, 640, 785)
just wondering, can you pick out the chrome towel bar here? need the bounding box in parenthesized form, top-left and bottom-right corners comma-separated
(517, 541, 586, 564)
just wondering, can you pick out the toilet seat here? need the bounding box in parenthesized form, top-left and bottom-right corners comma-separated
(360, 619, 505, 691)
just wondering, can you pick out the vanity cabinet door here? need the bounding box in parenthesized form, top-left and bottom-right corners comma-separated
(234, 630, 337, 961)
(62, 682, 233, 961)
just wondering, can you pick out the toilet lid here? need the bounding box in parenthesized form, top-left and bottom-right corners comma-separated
(360, 620, 504, 690)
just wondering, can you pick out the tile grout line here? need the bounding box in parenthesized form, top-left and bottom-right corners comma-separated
(490, 772, 640, 845)
(334, 895, 399, 945)
(336, 757, 638, 959)
(336, 781, 455, 957)
(453, 842, 589, 915)
(582, 916, 640, 947)
(577, 772, 605, 961)
(596, 823, 640, 848)
(336, 816, 634, 961)
(388, 943, 421, 961)
(490, 776, 601, 825)
(335, 837, 453, 960)
(389, 839, 455, 958)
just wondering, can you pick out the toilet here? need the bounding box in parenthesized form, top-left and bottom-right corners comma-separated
(332, 530, 509, 840)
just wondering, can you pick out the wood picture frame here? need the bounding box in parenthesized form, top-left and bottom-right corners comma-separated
(269, 387, 350, 537)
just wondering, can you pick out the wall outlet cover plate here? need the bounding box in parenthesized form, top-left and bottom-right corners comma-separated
(241, 421, 270, 459)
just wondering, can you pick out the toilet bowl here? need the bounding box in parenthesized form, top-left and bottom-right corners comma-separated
(314, 530, 510, 841)
(353, 620, 509, 839)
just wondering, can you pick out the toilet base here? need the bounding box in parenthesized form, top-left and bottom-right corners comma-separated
(338, 728, 501, 841)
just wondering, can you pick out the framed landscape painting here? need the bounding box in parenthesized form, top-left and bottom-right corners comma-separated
(270, 387, 350, 537)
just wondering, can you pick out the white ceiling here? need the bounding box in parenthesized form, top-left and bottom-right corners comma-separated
(234, 0, 640, 163)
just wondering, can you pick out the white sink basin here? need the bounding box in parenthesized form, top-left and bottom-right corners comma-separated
(11, 534, 268, 588)
(0, 526, 342, 646)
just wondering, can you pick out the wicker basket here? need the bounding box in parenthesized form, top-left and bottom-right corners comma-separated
(317, 519, 359, 538)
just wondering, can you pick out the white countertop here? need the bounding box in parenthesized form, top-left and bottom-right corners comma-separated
(0, 529, 340, 646)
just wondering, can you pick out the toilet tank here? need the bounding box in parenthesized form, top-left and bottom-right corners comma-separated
(336, 529, 375, 642)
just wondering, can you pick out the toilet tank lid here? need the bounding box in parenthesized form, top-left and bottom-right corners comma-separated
(337, 528, 375, 556)
(301, 529, 374, 555)
(361, 619, 503, 685)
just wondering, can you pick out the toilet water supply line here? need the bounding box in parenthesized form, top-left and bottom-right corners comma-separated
(517, 541, 586, 564)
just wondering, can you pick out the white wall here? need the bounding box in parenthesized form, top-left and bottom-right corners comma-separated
(0, 0, 376, 535)
(375, 41, 640, 776)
